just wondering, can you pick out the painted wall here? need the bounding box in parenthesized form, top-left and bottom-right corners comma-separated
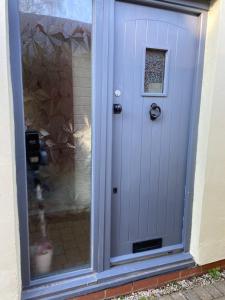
(190, 0, 225, 265)
(0, 0, 21, 299)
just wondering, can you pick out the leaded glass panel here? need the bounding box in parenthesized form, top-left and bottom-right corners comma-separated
(144, 49, 166, 94)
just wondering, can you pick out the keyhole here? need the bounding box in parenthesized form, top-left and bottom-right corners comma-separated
(113, 187, 118, 194)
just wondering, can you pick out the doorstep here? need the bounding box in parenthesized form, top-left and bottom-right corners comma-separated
(72, 259, 225, 300)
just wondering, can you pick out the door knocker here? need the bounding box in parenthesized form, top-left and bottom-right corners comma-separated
(149, 103, 161, 121)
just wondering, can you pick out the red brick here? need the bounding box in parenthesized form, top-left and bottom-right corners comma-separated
(158, 271, 181, 285)
(219, 259, 225, 269)
(73, 290, 105, 300)
(180, 266, 202, 279)
(105, 283, 133, 298)
(202, 261, 222, 272)
(133, 276, 158, 292)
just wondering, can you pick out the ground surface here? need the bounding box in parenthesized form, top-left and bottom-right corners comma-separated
(158, 280, 225, 300)
(114, 270, 225, 300)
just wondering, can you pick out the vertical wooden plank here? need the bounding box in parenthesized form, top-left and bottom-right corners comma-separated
(138, 19, 159, 240)
(156, 24, 179, 242)
(127, 19, 146, 244)
(149, 21, 170, 239)
(119, 19, 139, 253)
(111, 1, 125, 257)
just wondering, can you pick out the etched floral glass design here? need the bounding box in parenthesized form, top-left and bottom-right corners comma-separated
(19, 0, 92, 278)
(144, 49, 166, 94)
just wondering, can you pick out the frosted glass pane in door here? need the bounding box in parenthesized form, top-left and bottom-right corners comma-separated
(144, 49, 166, 93)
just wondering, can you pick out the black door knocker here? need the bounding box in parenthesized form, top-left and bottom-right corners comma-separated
(149, 103, 161, 121)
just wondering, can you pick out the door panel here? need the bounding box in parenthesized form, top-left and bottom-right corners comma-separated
(111, 2, 198, 257)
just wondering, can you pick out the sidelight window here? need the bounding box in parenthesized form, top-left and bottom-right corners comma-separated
(19, 0, 92, 278)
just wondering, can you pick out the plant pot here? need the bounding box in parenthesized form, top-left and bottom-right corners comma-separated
(34, 241, 53, 275)
(35, 248, 53, 274)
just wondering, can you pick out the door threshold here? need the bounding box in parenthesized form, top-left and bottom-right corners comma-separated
(22, 252, 194, 300)
(111, 243, 183, 266)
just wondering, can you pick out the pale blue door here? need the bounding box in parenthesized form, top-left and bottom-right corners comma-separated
(111, 1, 198, 258)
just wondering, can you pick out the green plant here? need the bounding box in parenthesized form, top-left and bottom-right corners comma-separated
(208, 267, 221, 280)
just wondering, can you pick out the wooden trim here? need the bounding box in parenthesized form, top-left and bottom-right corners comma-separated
(156, 0, 210, 11)
(182, 10, 208, 252)
(118, 0, 210, 13)
(8, 0, 31, 287)
(111, 244, 183, 266)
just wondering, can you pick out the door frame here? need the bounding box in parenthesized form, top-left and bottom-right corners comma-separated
(8, 0, 208, 298)
(102, 0, 208, 269)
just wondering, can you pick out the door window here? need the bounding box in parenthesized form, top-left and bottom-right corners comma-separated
(144, 48, 167, 95)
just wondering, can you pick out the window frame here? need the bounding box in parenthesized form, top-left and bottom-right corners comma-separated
(9, 0, 106, 288)
(142, 46, 170, 97)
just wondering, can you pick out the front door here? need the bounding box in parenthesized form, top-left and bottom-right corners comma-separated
(111, 2, 198, 258)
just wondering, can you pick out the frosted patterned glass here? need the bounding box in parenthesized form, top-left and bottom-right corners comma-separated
(19, 0, 92, 279)
(144, 49, 166, 94)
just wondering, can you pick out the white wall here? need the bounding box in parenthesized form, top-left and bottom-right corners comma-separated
(0, 0, 21, 299)
(190, 0, 225, 265)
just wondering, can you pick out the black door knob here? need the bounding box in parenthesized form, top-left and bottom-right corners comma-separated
(149, 103, 161, 120)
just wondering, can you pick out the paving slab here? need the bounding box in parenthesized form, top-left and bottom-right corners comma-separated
(182, 290, 201, 300)
(204, 284, 223, 298)
(159, 295, 173, 300)
(214, 282, 225, 295)
(119, 279, 225, 300)
(193, 286, 213, 300)
(170, 292, 186, 300)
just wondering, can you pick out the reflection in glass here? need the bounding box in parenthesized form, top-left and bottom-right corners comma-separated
(144, 49, 166, 94)
(19, 0, 92, 278)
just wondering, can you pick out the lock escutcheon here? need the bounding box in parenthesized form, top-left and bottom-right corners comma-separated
(113, 104, 122, 114)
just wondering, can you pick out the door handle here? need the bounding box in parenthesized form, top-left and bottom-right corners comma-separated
(149, 103, 161, 121)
